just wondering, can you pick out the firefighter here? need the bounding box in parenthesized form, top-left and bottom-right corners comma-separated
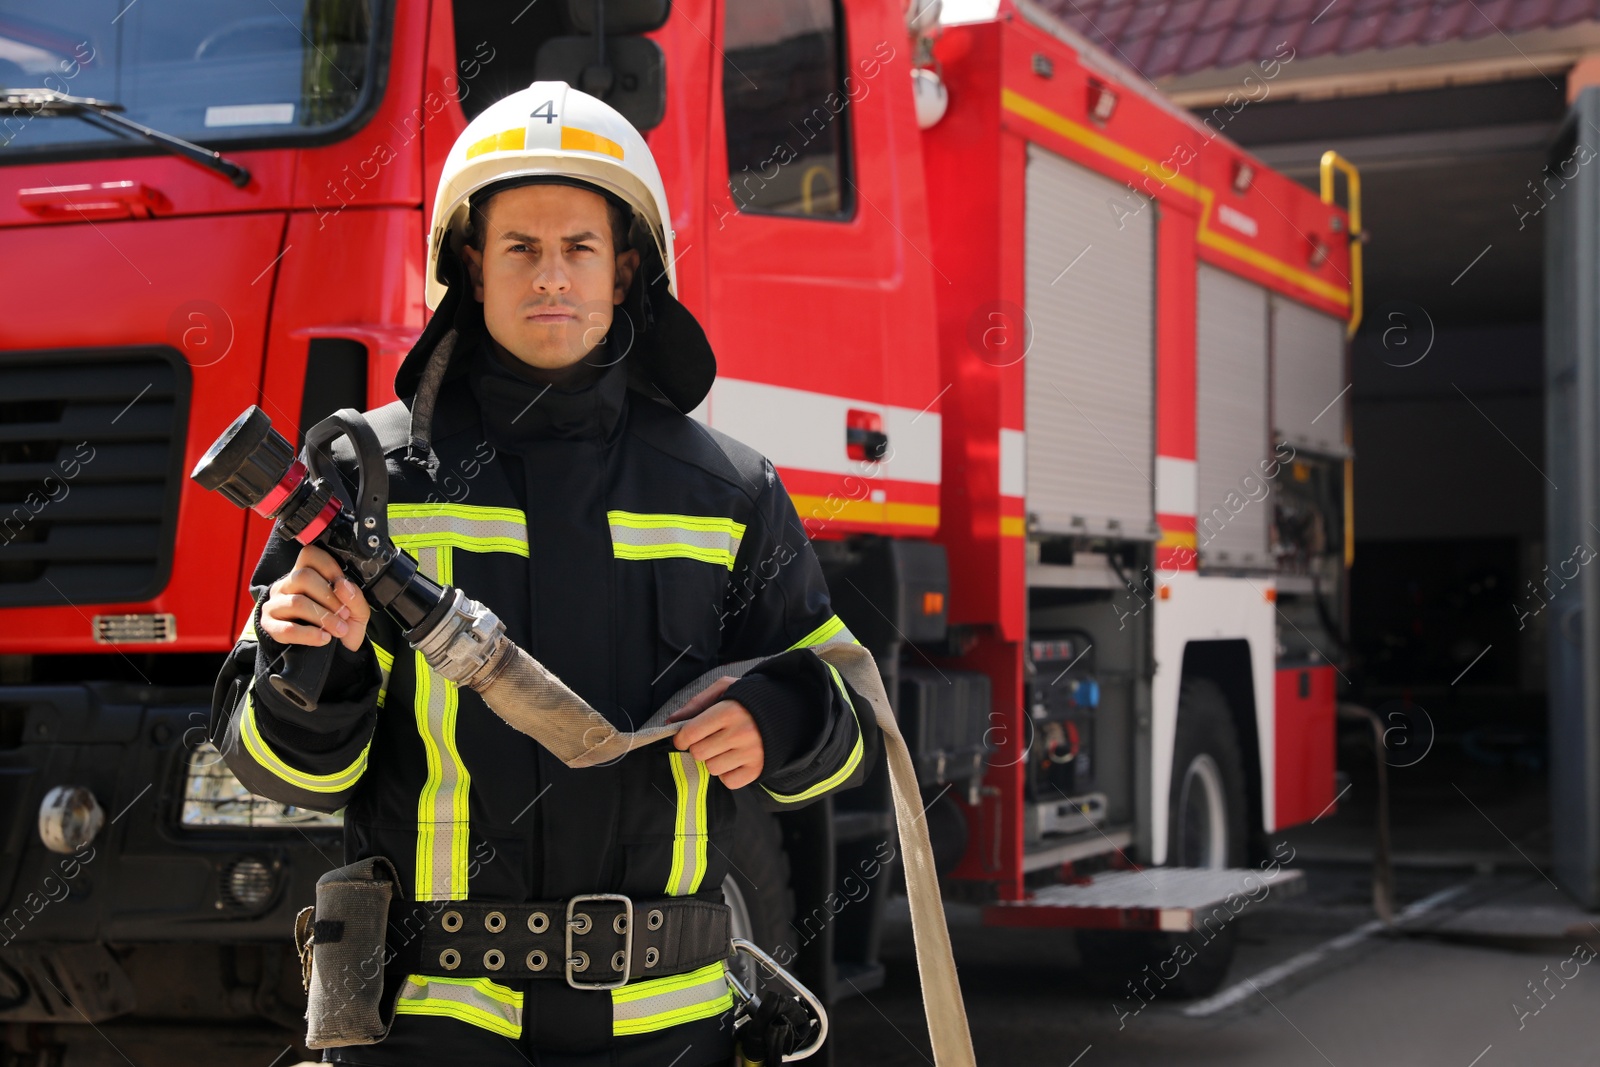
(210, 81, 878, 1065)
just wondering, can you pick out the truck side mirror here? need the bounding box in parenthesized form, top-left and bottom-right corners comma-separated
(566, 0, 669, 34)
(534, 35, 666, 131)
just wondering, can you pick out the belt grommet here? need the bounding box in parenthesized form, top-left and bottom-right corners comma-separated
(646, 909, 664, 931)
(612, 913, 629, 935)
(569, 912, 592, 935)
(643, 946, 660, 968)
(569, 951, 589, 973)
(527, 949, 548, 971)
(611, 950, 627, 972)
(485, 910, 506, 933)
(439, 948, 461, 971)
(441, 910, 463, 933)
(484, 949, 505, 971)
(527, 911, 549, 934)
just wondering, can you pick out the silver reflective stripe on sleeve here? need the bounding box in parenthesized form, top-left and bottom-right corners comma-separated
(394, 974, 523, 1038)
(611, 961, 733, 1036)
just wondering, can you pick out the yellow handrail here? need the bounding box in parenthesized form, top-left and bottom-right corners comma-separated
(1320, 151, 1361, 570)
(1319, 150, 1363, 339)
(801, 165, 835, 215)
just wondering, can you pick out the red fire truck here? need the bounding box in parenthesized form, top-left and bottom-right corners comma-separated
(0, 0, 1356, 1047)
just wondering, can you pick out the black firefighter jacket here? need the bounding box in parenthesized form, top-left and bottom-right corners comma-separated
(209, 335, 878, 1056)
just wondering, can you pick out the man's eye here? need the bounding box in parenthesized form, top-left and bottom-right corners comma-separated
(572, 243, 594, 253)
(508, 243, 531, 253)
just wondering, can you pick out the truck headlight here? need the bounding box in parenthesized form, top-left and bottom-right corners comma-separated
(181, 742, 343, 828)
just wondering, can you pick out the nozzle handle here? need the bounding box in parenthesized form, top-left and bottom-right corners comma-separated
(267, 639, 337, 712)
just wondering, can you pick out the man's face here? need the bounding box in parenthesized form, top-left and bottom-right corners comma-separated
(461, 183, 640, 370)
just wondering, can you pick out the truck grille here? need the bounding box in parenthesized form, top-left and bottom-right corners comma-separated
(0, 348, 189, 608)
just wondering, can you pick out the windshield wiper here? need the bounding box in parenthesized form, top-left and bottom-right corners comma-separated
(2, 89, 251, 188)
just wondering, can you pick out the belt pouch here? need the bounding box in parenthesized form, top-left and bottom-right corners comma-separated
(295, 855, 402, 1049)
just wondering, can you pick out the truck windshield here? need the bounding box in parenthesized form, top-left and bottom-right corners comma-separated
(0, 0, 380, 158)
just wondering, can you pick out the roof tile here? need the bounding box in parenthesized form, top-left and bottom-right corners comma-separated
(1165, 0, 1213, 33)
(1336, 11, 1382, 48)
(1029, 0, 1600, 78)
(1121, 0, 1176, 41)
(1465, 0, 1517, 37)
(1121, 31, 1159, 71)
(1270, 15, 1312, 51)
(1215, 20, 1273, 64)
(1550, 0, 1596, 23)
(1198, 0, 1249, 30)
(1181, 25, 1232, 68)
(1096, 2, 1139, 38)
(1420, 2, 1474, 44)
(1506, 0, 1556, 31)
(1145, 31, 1193, 75)
(1238, 0, 1284, 23)
(1299, 10, 1351, 51)
(1376, 3, 1433, 44)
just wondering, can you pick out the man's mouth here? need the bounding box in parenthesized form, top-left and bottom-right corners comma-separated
(525, 306, 575, 323)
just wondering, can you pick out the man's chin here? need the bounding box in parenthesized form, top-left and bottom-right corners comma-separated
(495, 342, 593, 374)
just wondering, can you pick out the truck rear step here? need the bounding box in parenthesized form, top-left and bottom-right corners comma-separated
(982, 866, 1305, 931)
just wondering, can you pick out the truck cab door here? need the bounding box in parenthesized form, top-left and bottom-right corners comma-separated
(701, 0, 941, 539)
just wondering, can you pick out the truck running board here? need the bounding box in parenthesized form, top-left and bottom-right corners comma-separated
(981, 866, 1305, 932)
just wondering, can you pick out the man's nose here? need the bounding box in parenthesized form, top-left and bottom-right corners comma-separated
(531, 261, 570, 293)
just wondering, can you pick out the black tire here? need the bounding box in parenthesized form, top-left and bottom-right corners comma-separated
(723, 788, 796, 994)
(1168, 678, 1249, 871)
(1078, 678, 1248, 999)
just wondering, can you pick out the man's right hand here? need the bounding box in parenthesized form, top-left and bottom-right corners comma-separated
(261, 545, 371, 653)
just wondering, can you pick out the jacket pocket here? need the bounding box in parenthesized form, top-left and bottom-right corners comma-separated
(651, 560, 726, 703)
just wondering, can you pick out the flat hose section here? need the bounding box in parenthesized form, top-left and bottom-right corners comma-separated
(440, 631, 979, 1065)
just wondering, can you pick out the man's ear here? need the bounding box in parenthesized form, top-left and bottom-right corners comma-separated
(613, 247, 641, 306)
(461, 245, 486, 303)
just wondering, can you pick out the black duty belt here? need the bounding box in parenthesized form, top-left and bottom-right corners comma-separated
(409, 893, 730, 990)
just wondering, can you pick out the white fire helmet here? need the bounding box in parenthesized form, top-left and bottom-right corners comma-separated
(425, 80, 675, 311)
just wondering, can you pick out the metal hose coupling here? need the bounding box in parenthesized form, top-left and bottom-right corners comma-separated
(412, 587, 513, 690)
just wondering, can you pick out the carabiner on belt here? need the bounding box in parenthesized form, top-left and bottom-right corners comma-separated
(727, 937, 828, 1064)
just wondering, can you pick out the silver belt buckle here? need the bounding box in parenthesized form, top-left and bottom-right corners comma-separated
(565, 893, 632, 991)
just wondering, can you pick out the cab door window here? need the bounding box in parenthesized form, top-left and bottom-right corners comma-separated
(721, 0, 852, 218)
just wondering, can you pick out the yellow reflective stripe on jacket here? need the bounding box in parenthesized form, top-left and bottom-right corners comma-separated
(412, 545, 472, 902)
(372, 640, 393, 708)
(761, 661, 865, 805)
(665, 752, 710, 896)
(607, 511, 746, 570)
(395, 974, 523, 1038)
(611, 961, 732, 1036)
(389, 514, 526, 904)
(238, 614, 257, 643)
(787, 613, 858, 651)
(390, 502, 529, 556)
(238, 684, 369, 793)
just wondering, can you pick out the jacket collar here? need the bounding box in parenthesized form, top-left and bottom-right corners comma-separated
(464, 332, 629, 449)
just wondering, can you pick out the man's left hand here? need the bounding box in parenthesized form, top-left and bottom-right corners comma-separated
(666, 676, 764, 789)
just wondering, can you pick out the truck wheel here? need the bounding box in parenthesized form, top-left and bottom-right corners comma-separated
(1169, 677, 1248, 871)
(723, 787, 796, 995)
(1078, 678, 1248, 999)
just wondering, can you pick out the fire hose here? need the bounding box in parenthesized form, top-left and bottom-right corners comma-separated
(193, 406, 976, 1065)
